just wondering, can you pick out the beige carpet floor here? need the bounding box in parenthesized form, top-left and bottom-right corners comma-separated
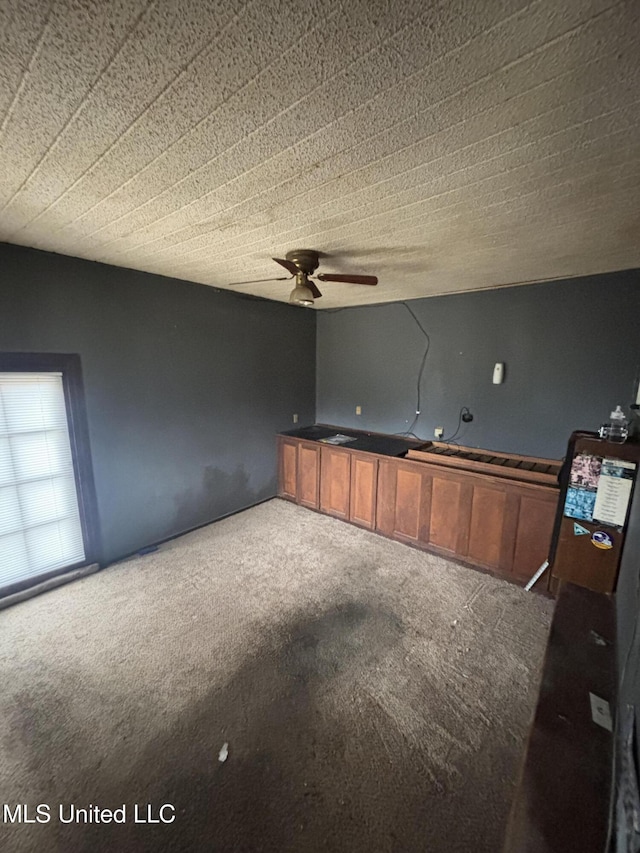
(0, 498, 553, 853)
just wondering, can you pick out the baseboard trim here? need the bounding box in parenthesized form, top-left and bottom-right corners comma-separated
(105, 495, 276, 569)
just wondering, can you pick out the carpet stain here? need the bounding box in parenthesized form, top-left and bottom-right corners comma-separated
(284, 600, 405, 683)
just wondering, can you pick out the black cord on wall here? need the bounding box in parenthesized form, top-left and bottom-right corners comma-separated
(324, 301, 431, 439)
(441, 406, 471, 444)
(398, 302, 431, 438)
(324, 301, 470, 444)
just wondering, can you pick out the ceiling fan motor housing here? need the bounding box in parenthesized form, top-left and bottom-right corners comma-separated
(285, 249, 320, 274)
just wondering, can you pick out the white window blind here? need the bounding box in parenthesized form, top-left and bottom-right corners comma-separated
(0, 373, 85, 590)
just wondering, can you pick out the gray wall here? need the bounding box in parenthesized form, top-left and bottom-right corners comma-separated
(0, 242, 316, 565)
(317, 270, 640, 459)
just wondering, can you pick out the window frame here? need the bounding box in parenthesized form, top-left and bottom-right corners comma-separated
(0, 352, 100, 596)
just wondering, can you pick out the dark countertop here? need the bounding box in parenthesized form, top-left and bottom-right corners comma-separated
(279, 424, 421, 457)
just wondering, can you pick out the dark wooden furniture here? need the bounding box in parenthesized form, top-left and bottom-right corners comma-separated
(277, 429, 560, 584)
(503, 583, 615, 853)
(550, 431, 640, 594)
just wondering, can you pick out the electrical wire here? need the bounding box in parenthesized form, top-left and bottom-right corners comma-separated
(324, 301, 470, 445)
(441, 407, 471, 444)
(324, 302, 471, 444)
(325, 301, 431, 439)
(399, 302, 431, 438)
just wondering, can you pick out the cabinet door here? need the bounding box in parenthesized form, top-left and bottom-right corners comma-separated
(298, 442, 320, 509)
(466, 485, 509, 570)
(376, 460, 431, 544)
(349, 452, 378, 529)
(512, 495, 556, 581)
(278, 438, 298, 501)
(320, 446, 351, 519)
(428, 475, 469, 554)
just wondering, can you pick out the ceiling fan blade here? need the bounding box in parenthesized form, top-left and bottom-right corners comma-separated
(307, 280, 322, 299)
(226, 275, 291, 286)
(273, 257, 300, 275)
(316, 273, 378, 286)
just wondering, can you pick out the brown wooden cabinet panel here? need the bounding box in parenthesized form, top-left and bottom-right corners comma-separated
(278, 438, 298, 501)
(375, 459, 395, 536)
(512, 495, 557, 581)
(498, 493, 522, 575)
(395, 467, 423, 540)
(429, 476, 463, 553)
(349, 453, 378, 529)
(375, 460, 396, 535)
(320, 446, 351, 519)
(467, 486, 507, 569)
(375, 460, 431, 545)
(298, 441, 320, 509)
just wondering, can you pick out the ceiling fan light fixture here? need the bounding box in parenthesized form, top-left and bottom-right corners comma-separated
(289, 283, 315, 307)
(226, 249, 377, 303)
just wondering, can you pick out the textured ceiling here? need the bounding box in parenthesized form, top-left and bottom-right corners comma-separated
(0, 0, 639, 308)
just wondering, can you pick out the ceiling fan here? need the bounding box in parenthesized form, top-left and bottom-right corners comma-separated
(227, 249, 378, 307)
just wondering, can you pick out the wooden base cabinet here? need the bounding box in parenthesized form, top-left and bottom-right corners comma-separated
(376, 458, 556, 581)
(277, 437, 320, 509)
(277, 434, 558, 585)
(320, 448, 379, 527)
(278, 438, 379, 529)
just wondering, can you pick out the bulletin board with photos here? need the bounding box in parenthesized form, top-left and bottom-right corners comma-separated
(551, 432, 640, 594)
(563, 452, 636, 530)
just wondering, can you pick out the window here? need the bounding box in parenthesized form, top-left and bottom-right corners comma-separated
(0, 355, 98, 597)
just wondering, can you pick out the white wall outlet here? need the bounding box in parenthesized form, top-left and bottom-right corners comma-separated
(589, 692, 613, 732)
(493, 362, 505, 384)
(292, 413, 298, 424)
(434, 427, 444, 438)
(355, 405, 362, 415)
